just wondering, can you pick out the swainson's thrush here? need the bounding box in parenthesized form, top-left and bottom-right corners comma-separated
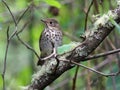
(37, 18, 62, 65)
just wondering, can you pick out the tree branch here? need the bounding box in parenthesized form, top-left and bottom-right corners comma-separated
(50, 58, 114, 90)
(1, 2, 32, 90)
(24, 1, 120, 90)
(72, 66, 79, 90)
(1, 27, 10, 90)
(83, 48, 120, 61)
(84, 0, 94, 31)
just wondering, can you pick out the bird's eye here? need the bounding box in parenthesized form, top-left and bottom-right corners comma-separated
(50, 21, 52, 24)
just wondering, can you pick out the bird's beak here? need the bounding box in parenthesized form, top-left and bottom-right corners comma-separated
(41, 19, 46, 23)
(41, 19, 48, 27)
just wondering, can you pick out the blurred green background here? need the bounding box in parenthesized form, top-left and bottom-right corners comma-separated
(0, 0, 120, 90)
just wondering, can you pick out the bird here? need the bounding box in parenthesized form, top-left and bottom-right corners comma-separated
(37, 18, 62, 66)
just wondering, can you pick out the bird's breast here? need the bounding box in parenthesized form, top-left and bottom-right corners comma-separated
(40, 28, 62, 57)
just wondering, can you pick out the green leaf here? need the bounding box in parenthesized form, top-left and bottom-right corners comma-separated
(57, 42, 80, 54)
(110, 17, 120, 34)
(43, 0, 61, 8)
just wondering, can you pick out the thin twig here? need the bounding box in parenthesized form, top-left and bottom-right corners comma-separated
(113, 32, 120, 70)
(51, 58, 114, 90)
(15, 4, 40, 60)
(72, 66, 79, 90)
(71, 61, 120, 77)
(17, 5, 31, 24)
(106, 37, 116, 50)
(40, 51, 55, 60)
(109, 57, 117, 90)
(9, 27, 18, 40)
(59, 59, 120, 77)
(2, 0, 17, 26)
(17, 20, 30, 34)
(2, 1, 18, 90)
(2, 0, 18, 40)
(84, 0, 94, 31)
(16, 20, 40, 59)
(84, 48, 120, 61)
(1, 26, 10, 90)
(1, 2, 31, 90)
(16, 35, 39, 59)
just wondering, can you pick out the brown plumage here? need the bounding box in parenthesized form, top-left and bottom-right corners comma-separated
(37, 18, 62, 65)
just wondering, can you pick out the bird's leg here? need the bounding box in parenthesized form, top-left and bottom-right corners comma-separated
(53, 46, 57, 57)
(41, 51, 55, 60)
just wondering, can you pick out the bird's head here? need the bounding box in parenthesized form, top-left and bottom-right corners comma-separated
(41, 18, 60, 29)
